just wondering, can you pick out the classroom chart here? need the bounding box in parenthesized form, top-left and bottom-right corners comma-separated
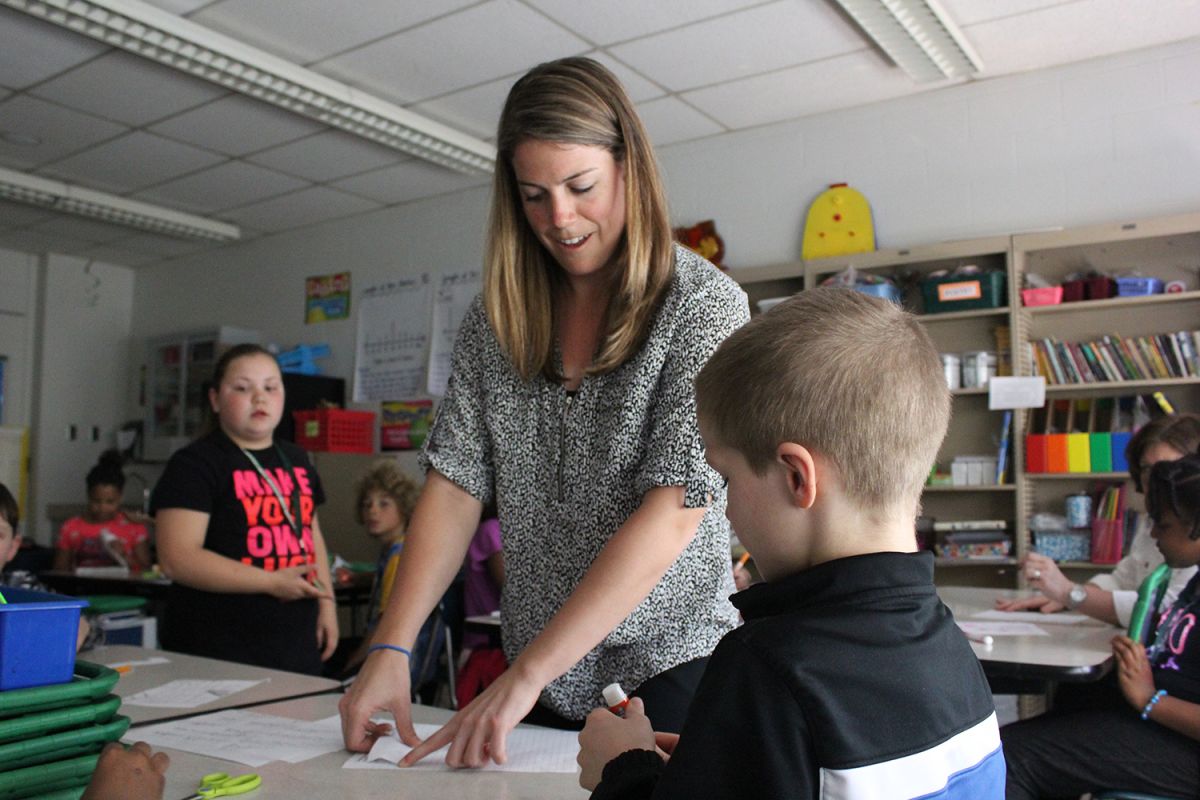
(92, 644, 340, 725)
(135, 694, 589, 799)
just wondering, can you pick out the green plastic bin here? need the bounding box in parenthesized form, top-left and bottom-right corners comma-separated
(0, 662, 119, 720)
(0, 695, 121, 745)
(0, 753, 98, 800)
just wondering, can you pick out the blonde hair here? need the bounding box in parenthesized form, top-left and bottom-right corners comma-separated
(486, 56, 675, 381)
(353, 460, 420, 527)
(696, 288, 951, 513)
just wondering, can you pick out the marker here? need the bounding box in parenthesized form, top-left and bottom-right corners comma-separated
(602, 683, 629, 716)
(965, 633, 994, 648)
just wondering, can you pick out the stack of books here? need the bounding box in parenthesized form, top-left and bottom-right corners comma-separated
(1028, 331, 1200, 384)
(933, 520, 1011, 561)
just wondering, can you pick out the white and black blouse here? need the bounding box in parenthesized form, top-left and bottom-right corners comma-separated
(422, 245, 749, 719)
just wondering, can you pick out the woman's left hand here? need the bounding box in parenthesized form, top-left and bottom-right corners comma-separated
(316, 598, 339, 661)
(400, 662, 543, 768)
(1112, 635, 1156, 711)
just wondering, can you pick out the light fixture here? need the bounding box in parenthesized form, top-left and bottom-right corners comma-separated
(3, 0, 497, 175)
(0, 166, 241, 242)
(830, 0, 983, 83)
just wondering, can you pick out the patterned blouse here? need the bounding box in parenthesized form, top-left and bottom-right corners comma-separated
(422, 245, 749, 718)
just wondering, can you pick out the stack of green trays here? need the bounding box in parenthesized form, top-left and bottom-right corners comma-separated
(0, 661, 127, 800)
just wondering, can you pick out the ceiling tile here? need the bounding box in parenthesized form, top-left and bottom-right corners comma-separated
(0, 201, 54, 230)
(148, 95, 323, 157)
(135, 160, 309, 213)
(316, 0, 589, 103)
(22, 215, 135, 245)
(683, 50, 916, 129)
(139, 0, 213, 14)
(245, 130, 402, 182)
(636, 97, 724, 147)
(102, 231, 226, 257)
(967, 0, 1200, 76)
(331, 159, 488, 205)
(941, 0, 1073, 27)
(31, 50, 225, 127)
(191, 0, 478, 63)
(39, 131, 226, 194)
(610, 1, 866, 92)
(0, 95, 128, 169)
(526, 0, 762, 46)
(585, 52, 666, 103)
(220, 186, 381, 232)
(0, 8, 109, 91)
(411, 77, 515, 140)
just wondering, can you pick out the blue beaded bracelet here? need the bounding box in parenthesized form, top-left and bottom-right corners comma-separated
(368, 644, 412, 659)
(1141, 689, 1167, 720)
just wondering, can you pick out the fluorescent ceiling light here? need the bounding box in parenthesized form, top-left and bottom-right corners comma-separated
(831, 0, 983, 83)
(3, 0, 497, 174)
(0, 166, 241, 242)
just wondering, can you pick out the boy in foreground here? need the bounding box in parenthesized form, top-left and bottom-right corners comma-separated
(578, 288, 1004, 798)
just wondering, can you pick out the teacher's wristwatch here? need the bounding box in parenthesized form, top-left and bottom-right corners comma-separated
(1065, 583, 1088, 610)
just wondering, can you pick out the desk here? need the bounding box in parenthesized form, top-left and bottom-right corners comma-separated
(39, 570, 170, 602)
(90, 645, 340, 726)
(938, 586, 1117, 689)
(141, 693, 588, 799)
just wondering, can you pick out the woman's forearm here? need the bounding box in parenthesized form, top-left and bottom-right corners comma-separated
(370, 471, 482, 648)
(511, 486, 706, 688)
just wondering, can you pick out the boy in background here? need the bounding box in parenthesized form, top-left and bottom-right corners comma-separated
(578, 288, 1004, 798)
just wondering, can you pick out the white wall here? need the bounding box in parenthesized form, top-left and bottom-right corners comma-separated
(0, 246, 38, 429)
(29, 254, 135, 542)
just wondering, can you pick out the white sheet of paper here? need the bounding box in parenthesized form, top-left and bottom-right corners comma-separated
(958, 621, 1049, 637)
(132, 711, 348, 766)
(988, 376, 1046, 410)
(123, 679, 264, 709)
(970, 609, 1090, 625)
(344, 722, 580, 773)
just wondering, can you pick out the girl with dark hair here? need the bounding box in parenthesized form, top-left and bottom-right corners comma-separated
(1003, 452, 1200, 799)
(150, 343, 337, 674)
(54, 449, 150, 572)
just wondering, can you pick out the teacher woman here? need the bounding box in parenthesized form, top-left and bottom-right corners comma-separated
(339, 56, 748, 767)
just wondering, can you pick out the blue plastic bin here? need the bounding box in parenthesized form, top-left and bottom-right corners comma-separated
(1115, 277, 1163, 297)
(0, 588, 88, 691)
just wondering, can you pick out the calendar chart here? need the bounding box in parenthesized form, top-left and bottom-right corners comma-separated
(353, 275, 431, 402)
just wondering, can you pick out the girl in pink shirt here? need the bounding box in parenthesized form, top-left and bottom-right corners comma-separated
(55, 450, 150, 572)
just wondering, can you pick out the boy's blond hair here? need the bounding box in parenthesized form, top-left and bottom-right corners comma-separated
(696, 287, 950, 513)
(353, 460, 420, 527)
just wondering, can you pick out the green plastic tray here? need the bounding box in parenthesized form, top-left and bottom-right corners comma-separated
(25, 790, 86, 800)
(0, 714, 129, 772)
(0, 753, 98, 800)
(0, 662, 119, 720)
(0, 695, 121, 745)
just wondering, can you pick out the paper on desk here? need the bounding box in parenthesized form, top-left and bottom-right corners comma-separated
(958, 621, 1049, 637)
(343, 722, 580, 773)
(970, 609, 1091, 625)
(132, 711, 346, 766)
(102, 656, 171, 672)
(123, 678, 264, 708)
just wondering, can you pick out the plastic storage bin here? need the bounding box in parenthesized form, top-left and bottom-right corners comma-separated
(293, 409, 375, 453)
(0, 588, 88, 691)
(0, 662, 120, 719)
(1033, 530, 1091, 562)
(1021, 286, 1063, 307)
(1115, 276, 1164, 297)
(921, 271, 1007, 313)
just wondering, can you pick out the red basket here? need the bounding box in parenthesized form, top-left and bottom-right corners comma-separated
(293, 409, 375, 453)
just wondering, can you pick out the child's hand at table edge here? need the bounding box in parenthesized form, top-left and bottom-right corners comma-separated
(578, 696, 659, 791)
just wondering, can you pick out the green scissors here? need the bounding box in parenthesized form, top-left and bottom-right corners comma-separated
(182, 772, 262, 799)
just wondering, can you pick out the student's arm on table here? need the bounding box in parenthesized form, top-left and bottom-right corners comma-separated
(339, 471, 482, 751)
(1113, 635, 1200, 741)
(404, 486, 706, 770)
(155, 508, 325, 600)
(310, 513, 339, 660)
(81, 742, 169, 800)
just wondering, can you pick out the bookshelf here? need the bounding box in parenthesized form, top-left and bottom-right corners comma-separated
(728, 235, 1020, 587)
(727, 210, 1200, 589)
(1011, 211, 1200, 580)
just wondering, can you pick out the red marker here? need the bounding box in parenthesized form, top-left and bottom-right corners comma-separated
(603, 683, 629, 716)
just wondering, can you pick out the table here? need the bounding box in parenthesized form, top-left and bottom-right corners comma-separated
(39, 570, 170, 603)
(938, 585, 1118, 691)
(89, 645, 340, 726)
(137, 693, 589, 800)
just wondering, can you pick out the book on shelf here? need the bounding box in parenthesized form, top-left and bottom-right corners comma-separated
(932, 519, 1009, 532)
(1029, 331, 1200, 384)
(995, 410, 1013, 484)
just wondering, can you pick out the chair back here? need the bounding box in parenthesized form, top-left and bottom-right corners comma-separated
(1128, 563, 1172, 644)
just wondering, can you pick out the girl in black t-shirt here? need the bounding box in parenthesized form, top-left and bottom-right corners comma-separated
(1003, 452, 1200, 799)
(151, 344, 337, 674)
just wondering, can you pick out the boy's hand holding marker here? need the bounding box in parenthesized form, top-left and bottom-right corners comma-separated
(578, 687, 657, 791)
